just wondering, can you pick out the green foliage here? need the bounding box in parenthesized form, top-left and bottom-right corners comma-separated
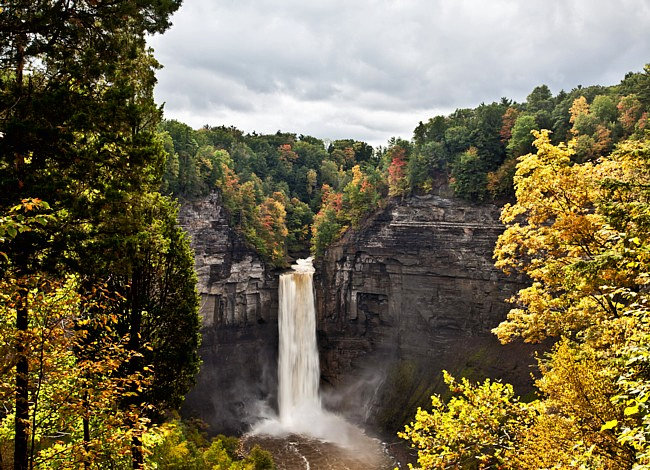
(69, 189, 202, 419)
(526, 85, 554, 130)
(286, 198, 314, 256)
(3, 7, 650, 469)
(591, 94, 619, 123)
(407, 141, 449, 192)
(160, 121, 392, 259)
(573, 111, 599, 136)
(215, 164, 289, 267)
(526, 85, 554, 114)
(486, 157, 517, 200)
(450, 148, 488, 201)
(443, 125, 472, 155)
(146, 420, 275, 470)
(0, 199, 54, 268)
(399, 371, 534, 469)
(246, 446, 276, 470)
(506, 114, 538, 157)
(329, 139, 374, 168)
(319, 160, 344, 190)
(0, 1, 201, 467)
(311, 206, 342, 258)
(470, 102, 508, 169)
(0, 2, 179, 266)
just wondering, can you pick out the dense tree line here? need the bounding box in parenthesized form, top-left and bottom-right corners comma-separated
(165, 65, 650, 265)
(159, 121, 382, 262)
(410, 67, 650, 202)
(0, 1, 204, 468)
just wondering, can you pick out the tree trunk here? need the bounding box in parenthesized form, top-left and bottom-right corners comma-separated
(14, 296, 29, 470)
(14, 33, 26, 188)
(83, 392, 90, 470)
(13, 34, 30, 469)
(129, 275, 144, 470)
(131, 436, 143, 470)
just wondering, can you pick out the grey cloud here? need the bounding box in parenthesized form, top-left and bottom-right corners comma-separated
(149, 0, 650, 146)
(156, 66, 257, 112)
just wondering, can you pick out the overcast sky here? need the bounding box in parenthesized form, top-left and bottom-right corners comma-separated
(148, 0, 650, 148)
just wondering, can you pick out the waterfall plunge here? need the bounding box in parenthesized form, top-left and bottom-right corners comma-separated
(248, 259, 391, 468)
(278, 258, 321, 422)
(252, 258, 360, 445)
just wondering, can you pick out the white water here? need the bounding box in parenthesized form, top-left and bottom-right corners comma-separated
(251, 259, 374, 449)
(277, 257, 321, 422)
(248, 259, 393, 467)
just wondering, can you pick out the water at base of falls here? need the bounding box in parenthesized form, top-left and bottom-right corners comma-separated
(241, 433, 394, 470)
(248, 258, 393, 469)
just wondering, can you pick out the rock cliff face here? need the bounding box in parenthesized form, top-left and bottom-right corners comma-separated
(316, 195, 537, 431)
(178, 193, 279, 434)
(179, 193, 537, 435)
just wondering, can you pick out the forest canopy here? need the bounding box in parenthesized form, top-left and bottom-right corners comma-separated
(161, 65, 650, 266)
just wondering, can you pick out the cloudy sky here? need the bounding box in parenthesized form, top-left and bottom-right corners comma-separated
(148, 0, 650, 147)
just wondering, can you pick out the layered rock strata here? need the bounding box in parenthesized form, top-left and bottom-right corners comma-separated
(316, 195, 537, 431)
(178, 193, 279, 434)
(180, 193, 538, 435)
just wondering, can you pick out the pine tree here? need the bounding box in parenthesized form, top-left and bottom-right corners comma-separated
(0, 2, 200, 468)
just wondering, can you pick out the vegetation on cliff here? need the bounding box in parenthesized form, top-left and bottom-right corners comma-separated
(164, 66, 650, 265)
(400, 130, 650, 468)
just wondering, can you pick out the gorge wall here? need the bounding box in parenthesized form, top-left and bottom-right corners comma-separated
(315, 194, 538, 431)
(178, 193, 279, 434)
(180, 193, 538, 435)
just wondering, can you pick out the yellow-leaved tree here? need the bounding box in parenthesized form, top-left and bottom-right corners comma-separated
(398, 371, 534, 469)
(0, 274, 153, 469)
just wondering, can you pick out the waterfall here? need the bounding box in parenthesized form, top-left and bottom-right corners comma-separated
(278, 258, 322, 422)
(250, 258, 378, 454)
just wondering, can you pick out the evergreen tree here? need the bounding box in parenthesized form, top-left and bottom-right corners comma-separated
(0, 2, 200, 468)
